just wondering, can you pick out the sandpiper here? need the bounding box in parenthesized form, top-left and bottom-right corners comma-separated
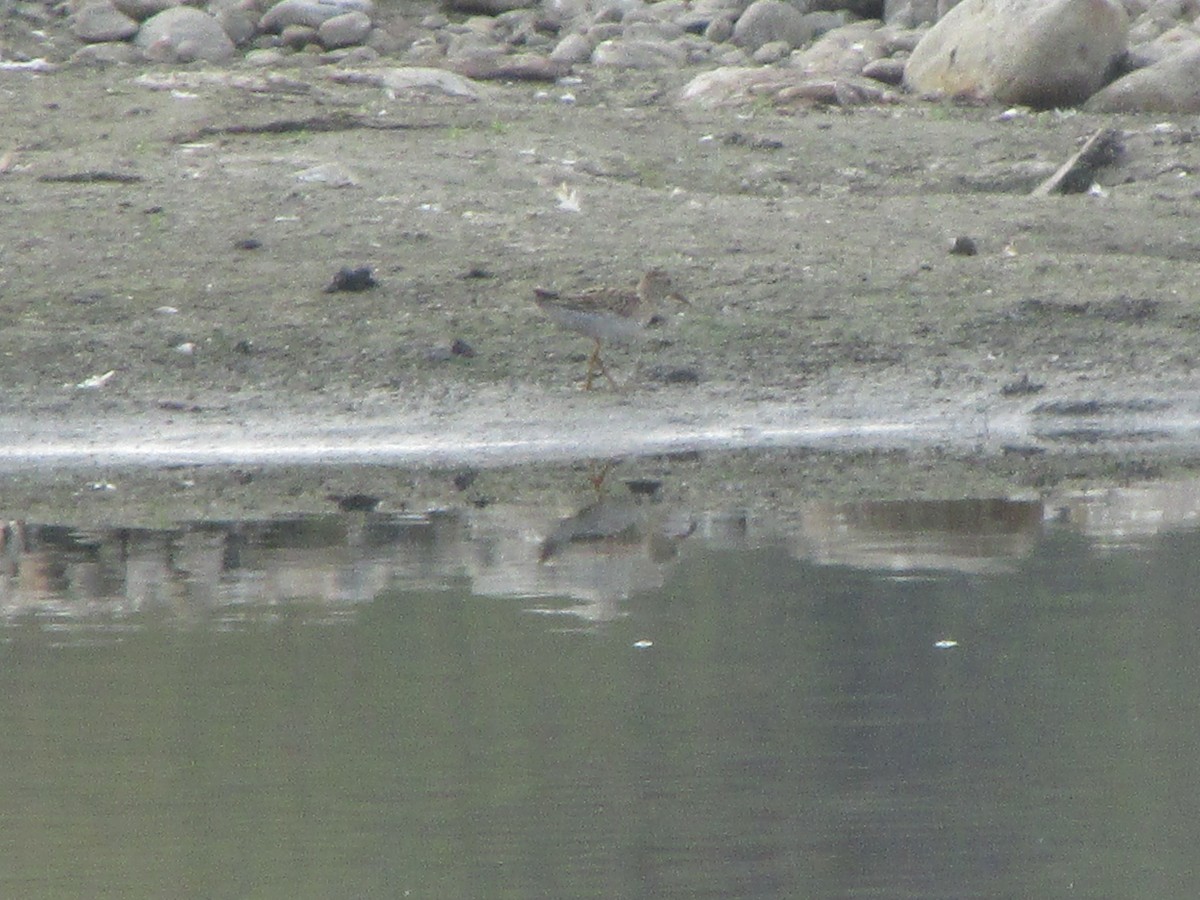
(534, 268, 687, 390)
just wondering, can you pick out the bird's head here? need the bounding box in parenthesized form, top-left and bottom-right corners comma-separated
(639, 268, 689, 306)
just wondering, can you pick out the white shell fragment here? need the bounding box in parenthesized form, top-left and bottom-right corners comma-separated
(76, 370, 116, 389)
(555, 182, 581, 212)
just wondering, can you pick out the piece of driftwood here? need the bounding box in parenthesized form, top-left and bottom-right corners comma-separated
(1032, 127, 1123, 196)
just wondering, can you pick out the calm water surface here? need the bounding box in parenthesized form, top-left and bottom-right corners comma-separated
(2, 484, 1200, 899)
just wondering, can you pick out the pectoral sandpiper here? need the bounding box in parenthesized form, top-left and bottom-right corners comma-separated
(534, 268, 687, 390)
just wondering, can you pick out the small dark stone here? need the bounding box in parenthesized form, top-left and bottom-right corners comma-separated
(233, 339, 254, 354)
(1002, 444, 1046, 457)
(324, 266, 377, 293)
(156, 399, 204, 413)
(452, 469, 478, 491)
(660, 368, 701, 385)
(661, 449, 702, 463)
(1000, 373, 1045, 396)
(1096, 295, 1158, 322)
(327, 492, 381, 512)
(450, 338, 476, 358)
(623, 478, 662, 498)
(234, 237, 262, 250)
(463, 266, 493, 279)
(722, 131, 783, 150)
(949, 235, 978, 256)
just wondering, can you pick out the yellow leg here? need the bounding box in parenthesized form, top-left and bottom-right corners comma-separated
(589, 459, 617, 494)
(582, 341, 600, 391)
(580, 339, 620, 391)
(594, 351, 620, 390)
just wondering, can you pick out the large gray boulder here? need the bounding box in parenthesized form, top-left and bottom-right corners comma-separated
(903, 0, 1129, 108)
(135, 7, 236, 61)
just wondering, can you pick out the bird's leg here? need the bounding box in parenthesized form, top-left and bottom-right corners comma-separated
(589, 459, 617, 494)
(583, 339, 601, 391)
(592, 343, 621, 390)
(582, 340, 621, 391)
(596, 355, 620, 390)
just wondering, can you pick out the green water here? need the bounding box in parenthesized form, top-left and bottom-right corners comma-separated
(1, 502, 1199, 898)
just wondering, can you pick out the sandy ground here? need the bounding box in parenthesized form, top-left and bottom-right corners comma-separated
(5, 58, 1200, 522)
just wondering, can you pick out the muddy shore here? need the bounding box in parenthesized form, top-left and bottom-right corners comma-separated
(4, 61, 1200, 524)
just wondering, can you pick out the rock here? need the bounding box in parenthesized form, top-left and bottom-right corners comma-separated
(625, 20, 684, 41)
(862, 56, 906, 83)
(798, 9, 852, 37)
(677, 65, 785, 105)
(591, 37, 687, 67)
(329, 66, 488, 100)
(260, 0, 374, 34)
(279, 22, 319, 47)
(549, 31, 592, 63)
(70, 40, 143, 64)
(319, 10, 374, 48)
(328, 44, 379, 64)
(135, 6, 237, 61)
(903, 0, 1129, 108)
(881, 25, 924, 53)
(111, 0, 176, 21)
(752, 39, 791, 63)
(586, 22, 625, 43)
(214, 7, 259, 47)
(1141, 24, 1200, 64)
(450, 52, 570, 80)
(1085, 41, 1200, 111)
(773, 75, 891, 105)
(809, 0, 881, 14)
(445, 34, 497, 61)
(71, 1, 139, 42)
(704, 15, 734, 43)
(244, 46, 290, 65)
(442, 0, 533, 12)
(883, 0, 941, 25)
(789, 20, 887, 77)
(732, 0, 815, 52)
(324, 266, 377, 292)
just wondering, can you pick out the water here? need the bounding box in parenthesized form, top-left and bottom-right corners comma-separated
(2, 485, 1200, 898)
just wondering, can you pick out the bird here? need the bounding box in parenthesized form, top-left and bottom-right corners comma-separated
(534, 268, 688, 390)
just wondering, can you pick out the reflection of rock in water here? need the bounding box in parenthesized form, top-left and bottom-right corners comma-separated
(798, 498, 1044, 575)
(1050, 480, 1200, 545)
(16, 480, 1200, 630)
